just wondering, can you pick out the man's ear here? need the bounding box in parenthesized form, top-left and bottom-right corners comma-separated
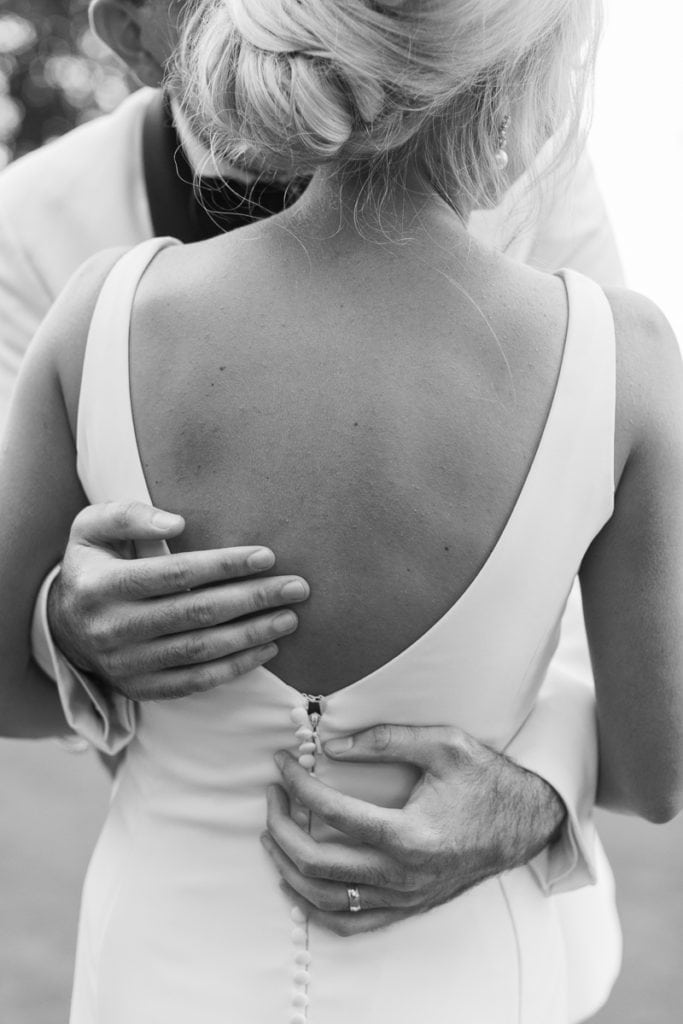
(89, 0, 164, 88)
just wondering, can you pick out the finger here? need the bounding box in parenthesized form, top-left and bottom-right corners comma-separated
(70, 502, 186, 546)
(323, 724, 460, 773)
(266, 786, 401, 889)
(279, 881, 415, 937)
(272, 759, 402, 849)
(108, 548, 300, 600)
(109, 643, 279, 701)
(108, 610, 299, 675)
(261, 833, 419, 912)
(103, 576, 310, 643)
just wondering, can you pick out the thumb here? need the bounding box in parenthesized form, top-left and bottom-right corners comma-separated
(324, 724, 454, 772)
(70, 501, 185, 548)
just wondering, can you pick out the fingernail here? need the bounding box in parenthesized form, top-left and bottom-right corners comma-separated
(151, 511, 183, 531)
(273, 751, 286, 769)
(247, 548, 275, 570)
(324, 736, 353, 755)
(273, 611, 297, 634)
(281, 580, 309, 600)
(258, 644, 278, 662)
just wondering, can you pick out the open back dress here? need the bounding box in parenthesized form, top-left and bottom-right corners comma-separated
(70, 238, 617, 1024)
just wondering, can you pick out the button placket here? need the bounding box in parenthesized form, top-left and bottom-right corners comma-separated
(286, 695, 326, 1023)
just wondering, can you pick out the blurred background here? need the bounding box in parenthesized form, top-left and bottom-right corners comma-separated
(0, 0, 681, 1021)
(0, 0, 133, 166)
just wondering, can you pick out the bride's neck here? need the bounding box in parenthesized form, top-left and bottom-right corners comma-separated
(284, 161, 474, 246)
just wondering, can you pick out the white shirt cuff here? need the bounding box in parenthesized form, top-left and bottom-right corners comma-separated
(526, 801, 598, 896)
(30, 566, 136, 754)
(505, 680, 599, 895)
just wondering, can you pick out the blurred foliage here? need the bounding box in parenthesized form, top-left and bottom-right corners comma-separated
(0, 0, 134, 168)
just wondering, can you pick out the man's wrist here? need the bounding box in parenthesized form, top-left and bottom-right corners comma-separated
(499, 755, 568, 869)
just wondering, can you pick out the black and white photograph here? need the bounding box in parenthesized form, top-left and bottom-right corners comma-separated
(0, 1, 681, 1022)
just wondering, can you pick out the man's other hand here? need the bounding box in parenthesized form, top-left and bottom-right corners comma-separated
(263, 724, 566, 936)
(47, 501, 309, 701)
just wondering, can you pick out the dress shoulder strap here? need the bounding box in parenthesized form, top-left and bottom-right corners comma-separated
(499, 266, 617, 572)
(553, 267, 616, 521)
(77, 237, 179, 506)
(443, 266, 617, 632)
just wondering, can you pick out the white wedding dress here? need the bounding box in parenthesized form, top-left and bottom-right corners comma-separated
(70, 239, 616, 1024)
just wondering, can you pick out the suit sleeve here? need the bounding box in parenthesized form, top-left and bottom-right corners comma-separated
(505, 581, 599, 894)
(526, 150, 626, 287)
(0, 201, 54, 433)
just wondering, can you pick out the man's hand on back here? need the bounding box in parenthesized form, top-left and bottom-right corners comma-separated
(47, 501, 310, 701)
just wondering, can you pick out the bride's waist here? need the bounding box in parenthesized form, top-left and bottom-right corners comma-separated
(122, 732, 418, 806)
(120, 708, 419, 835)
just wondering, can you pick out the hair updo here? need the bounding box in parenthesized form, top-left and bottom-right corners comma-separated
(173, 0, 601, 212)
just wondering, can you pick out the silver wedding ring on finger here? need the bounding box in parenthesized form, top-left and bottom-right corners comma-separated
(346, 885, 362, 913)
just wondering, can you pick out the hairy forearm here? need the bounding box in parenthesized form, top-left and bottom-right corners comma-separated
(510, 762, 566, 860)
(472, 752, 567, 876)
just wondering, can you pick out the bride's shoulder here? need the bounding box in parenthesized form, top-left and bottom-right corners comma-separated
(606, 287, 680, 396)
(484, 258, 569, 349)
(135, 230, 260, 294)
(131, 228, 280, 334)
(605, 287, 677, 353)
(45, 246, 129, 346)
(26, 246, 130, 432)
(604, 287, 683, 485)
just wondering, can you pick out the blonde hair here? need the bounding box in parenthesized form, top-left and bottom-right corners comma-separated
(173, 0, 601, 214)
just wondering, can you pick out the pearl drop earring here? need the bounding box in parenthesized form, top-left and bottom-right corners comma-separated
(495, 115, 510, 171)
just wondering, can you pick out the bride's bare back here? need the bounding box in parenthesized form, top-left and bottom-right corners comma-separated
(128, 201, 572, 693)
